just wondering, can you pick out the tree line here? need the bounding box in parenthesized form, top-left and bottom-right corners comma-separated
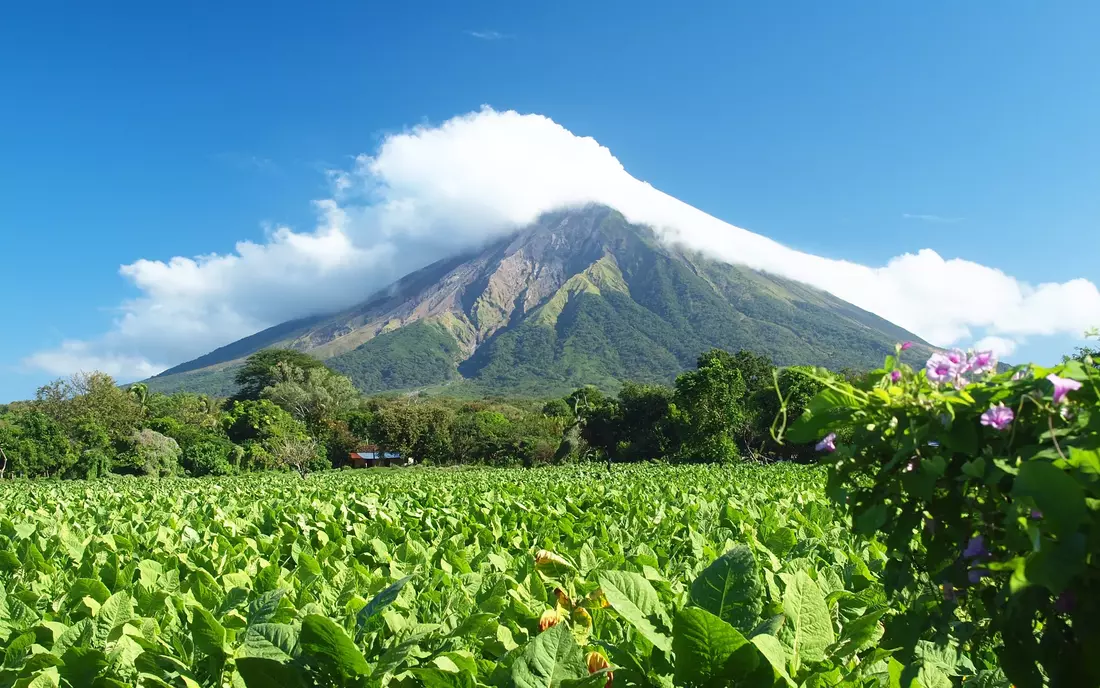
(0, 347, 833, 479)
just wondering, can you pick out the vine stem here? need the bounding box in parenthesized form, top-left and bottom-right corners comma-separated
(1048, 413, 1068, 461)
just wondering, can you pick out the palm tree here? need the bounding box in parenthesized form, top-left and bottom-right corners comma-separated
(128, 383, 149, 415)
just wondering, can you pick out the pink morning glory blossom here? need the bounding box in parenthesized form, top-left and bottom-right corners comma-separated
(890, 370, 902, 383)
(926, 353, 955, 383)
(967, 350, 997, 375)
(815, 433, 837, 453)
(980, 403, 1014, 431)
(1047, 374, 1083, 404)
(925, 348, 994, 386)
(900, 341, 913, 351)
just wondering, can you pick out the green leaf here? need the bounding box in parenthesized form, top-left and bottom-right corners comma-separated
(511, 623, 588, 688)
(66, 580, 111, 608)
(247, 590, 287, 626)
(53, 619, 93, 657)
(751, 634, 796, 687)
(298, 614, 370, 678)
(1013, 460, 1087, 534)
(356, 574, 411, 634)
(58, 647, 108, 688)
(239, 623, 299, 661)
(411, 667, 478, 688)
(673, 607, 764, 686)
(833, 609, 885, 658)
(93, 592, 132, 646)
(749, 615, 785, 638)
(190, 607, 226, 656)
(689, 545, 764, 634)
(5, 632, 37, 665)
(296, 552, 322, 580)
(782, 570, 834, 674)
(597, 570, 672, 652)
(19, 669, 60, 688)
(888, 658, 922, 688)
(236, 657, 307, 688)
(0, 550, 21, 572)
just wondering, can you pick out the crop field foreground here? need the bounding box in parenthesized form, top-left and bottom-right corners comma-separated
(0, 465, 978, 687)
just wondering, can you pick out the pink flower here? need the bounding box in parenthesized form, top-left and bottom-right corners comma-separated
(815, 433, 837, 453)
(890, 370, 902, 383)
(946, 348, 967, 367)
(1046, 374, 1083, 404)
(967, 350, 997, 376)
(980, 403, 1014, 431)
(900, 341, 914, 351)
(926, 353, 957, 383)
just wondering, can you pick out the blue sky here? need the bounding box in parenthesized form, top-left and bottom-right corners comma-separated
(2, 1, 1098, 402)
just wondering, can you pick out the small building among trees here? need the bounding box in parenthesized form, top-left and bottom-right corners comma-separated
(349, 445, 410, 468)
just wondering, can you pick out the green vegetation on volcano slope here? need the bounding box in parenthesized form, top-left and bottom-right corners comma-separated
(327, 320, 465, 393)
(0, 464, 1002, 687)
(142, 206, 932, 398)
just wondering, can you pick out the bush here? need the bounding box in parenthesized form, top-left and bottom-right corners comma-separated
(119, 429, 180, 477)
(789, 343, 1098, 686)
(183, 439, 238, 477)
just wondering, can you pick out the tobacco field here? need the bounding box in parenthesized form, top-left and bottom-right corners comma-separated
(0, 464, 999, 687)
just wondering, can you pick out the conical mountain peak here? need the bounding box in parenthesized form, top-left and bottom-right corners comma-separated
(147, 206, 928, 397)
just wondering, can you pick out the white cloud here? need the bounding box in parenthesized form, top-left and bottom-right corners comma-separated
(25, 107, 1100, 380)
(974, 336, 1018, 359)
(465, 30, 510, 40)
(25, 341, 165, 379)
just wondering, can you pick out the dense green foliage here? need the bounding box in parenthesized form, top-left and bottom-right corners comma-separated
(0, 463, 1002, 687)
(0, 347, 813, 480)
(788, 340, 1099, 686)
(233, 349, 329, 402)
(329, 322, 465, 394)
(576, 350, 827, 465)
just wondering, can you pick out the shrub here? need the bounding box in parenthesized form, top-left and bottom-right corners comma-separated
(120, 429, 181, 477)
(183, 439, 238, 477)
(789, 343, 1098, 686)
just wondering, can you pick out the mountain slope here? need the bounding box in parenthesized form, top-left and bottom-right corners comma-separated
(145, 205, 932, 396)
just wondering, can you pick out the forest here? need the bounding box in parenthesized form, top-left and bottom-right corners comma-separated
(0, 347, 833, 480)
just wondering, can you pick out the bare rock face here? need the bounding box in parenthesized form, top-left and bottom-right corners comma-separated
(147, 204, 931, 396)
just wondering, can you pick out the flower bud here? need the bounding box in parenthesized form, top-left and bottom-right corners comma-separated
(538, 609, 561, 631)
(586, 651, 613, 686)
(534, 549, 571, 569)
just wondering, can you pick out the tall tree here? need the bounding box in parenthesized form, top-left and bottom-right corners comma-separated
(34, 372, 142, 444)
(0, 409, 78, 478)
(261, 361, 359, 432)
(673, 349, 747, 462)
(728, 350, 776, 394)
(233, 349, 326, 401)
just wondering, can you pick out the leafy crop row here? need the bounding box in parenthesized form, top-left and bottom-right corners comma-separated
(0, 464, 996, 686)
